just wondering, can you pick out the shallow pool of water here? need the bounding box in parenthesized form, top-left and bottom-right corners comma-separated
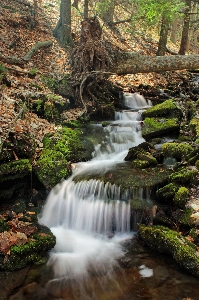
(7, 238, 199, 300)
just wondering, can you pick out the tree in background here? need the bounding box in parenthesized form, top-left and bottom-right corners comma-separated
(53, 0, 73, 46)
(131, 0, 185, 55)
(96, 0, 116, 23)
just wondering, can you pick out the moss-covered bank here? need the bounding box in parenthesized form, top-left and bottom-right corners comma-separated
(36, 127, 94, 188)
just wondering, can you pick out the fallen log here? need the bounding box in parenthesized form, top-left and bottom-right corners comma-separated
(110, 52, 199, 75)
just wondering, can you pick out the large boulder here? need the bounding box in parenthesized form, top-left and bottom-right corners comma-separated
(142, 117, 180, 140)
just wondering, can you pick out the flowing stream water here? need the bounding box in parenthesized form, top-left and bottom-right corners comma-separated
(36, 93, 199, 300)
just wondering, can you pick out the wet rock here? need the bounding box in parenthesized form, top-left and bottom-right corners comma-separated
(142, 117, 180, 140)
(142, 99, 183, 119)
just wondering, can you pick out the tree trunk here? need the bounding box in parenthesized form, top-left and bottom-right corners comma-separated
(156, 14, 170, 56)
(186, 2, 197, 51)
(72, 0, 79, 9)
(84, 0, 89, 18)
(110, 53, 199, 75)
(178, 0, 191, 55)
(53, 0, 73, 46)
(170, 15, 179, 44)
(100, 0, 115, 23)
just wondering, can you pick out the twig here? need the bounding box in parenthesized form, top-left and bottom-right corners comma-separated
(14, 103, 26, 122)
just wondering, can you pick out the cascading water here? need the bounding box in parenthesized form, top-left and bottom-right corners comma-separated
(39, 93, 152, 297)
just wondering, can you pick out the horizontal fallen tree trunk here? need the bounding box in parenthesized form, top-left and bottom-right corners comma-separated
(0, 40, 52, 65)
(110, 52, 199, 75)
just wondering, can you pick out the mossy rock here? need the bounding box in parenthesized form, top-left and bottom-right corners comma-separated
(177, 208, 194, 227)
(0, 133, 36, 163)
(156, 183, 179, 202)
(137, 153, 157, 166)
(169, 167, 198, 185)
(132, 159, 150, 169)
(142, 99, 183, 119)
(0, 159, 32, 183)
(11, 199, 27, 214)
(189, 228, 199, 243)
(173, 187, 189, 209)
(1, 225, 56, 271)
(190, 117, 199, 143)
(125, 142, 154, 161)
(42, 127, 94, 163)
(162, 142, 194, 161)
(0, 220, 9, 233)
(130, 198, 154, 211)
(142, 117, 180, 139)
(138, 224, 199, 278)
(188, 149, 199, 165)
(75, 165, 171, 190)
(35, 149, 70, 188)
(0, 160, 32, 200)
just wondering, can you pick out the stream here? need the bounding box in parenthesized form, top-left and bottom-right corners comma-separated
(7, 93, 199, 300)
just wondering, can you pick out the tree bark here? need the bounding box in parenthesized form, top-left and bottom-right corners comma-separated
(100, 0, 115, 23)
(53, 0, 73, 46)
(156, 14, 170, 56)
(186, 2, 197, 51)
(110, 53, 199, 75)
(84, 0, 89, 19)
(178, 0, 191, 55)
(170, 15, 179, 44)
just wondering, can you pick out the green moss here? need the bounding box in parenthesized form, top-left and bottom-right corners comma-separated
(0, 220, 9, 232)
(196, 160, 199, 169)
(36, 149, 69, 188)
(162, 142, 194, 161)
(43, 127, 92, 162)
(142, 117, 179, 139)
(138, 225, 199, 277)
(132, 159, 150, 169)
(189, 228, 198, 243)
(2, 227, 56, 271)
(75, 167, 171, 190)
(178, 208, 194, 227)
(169, 167, 197, 184)
(188, 151, 199, 166)
(190, 117, 199, 143)
(173, 187, 189, 208)
(41, 75, 58, 91)
(0, 159, 32, 183)
(156, 183, 179, 202)
(142, 99, 182, 119)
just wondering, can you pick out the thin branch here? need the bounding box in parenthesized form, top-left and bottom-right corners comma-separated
(0, 40, 53, 65)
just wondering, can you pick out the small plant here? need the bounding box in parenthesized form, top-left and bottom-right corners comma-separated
(29, 67, 38, 76)
(41, 75, 58, 91)
(35, 99, 43, 111)
(0, 63, 8, 83)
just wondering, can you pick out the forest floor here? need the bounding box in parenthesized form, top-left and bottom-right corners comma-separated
(0, 0, 197, 151)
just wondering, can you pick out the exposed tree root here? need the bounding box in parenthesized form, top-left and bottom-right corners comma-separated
(70, 17, 121, 118)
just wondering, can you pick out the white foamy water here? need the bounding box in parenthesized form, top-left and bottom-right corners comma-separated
(39, 93, 151, 280)
(123, 92, 152, 109)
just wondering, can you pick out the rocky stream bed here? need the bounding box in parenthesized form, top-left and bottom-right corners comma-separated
(1, 73, 199, 299)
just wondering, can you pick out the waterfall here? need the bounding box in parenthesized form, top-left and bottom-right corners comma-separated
(39, 93, 151, 282)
